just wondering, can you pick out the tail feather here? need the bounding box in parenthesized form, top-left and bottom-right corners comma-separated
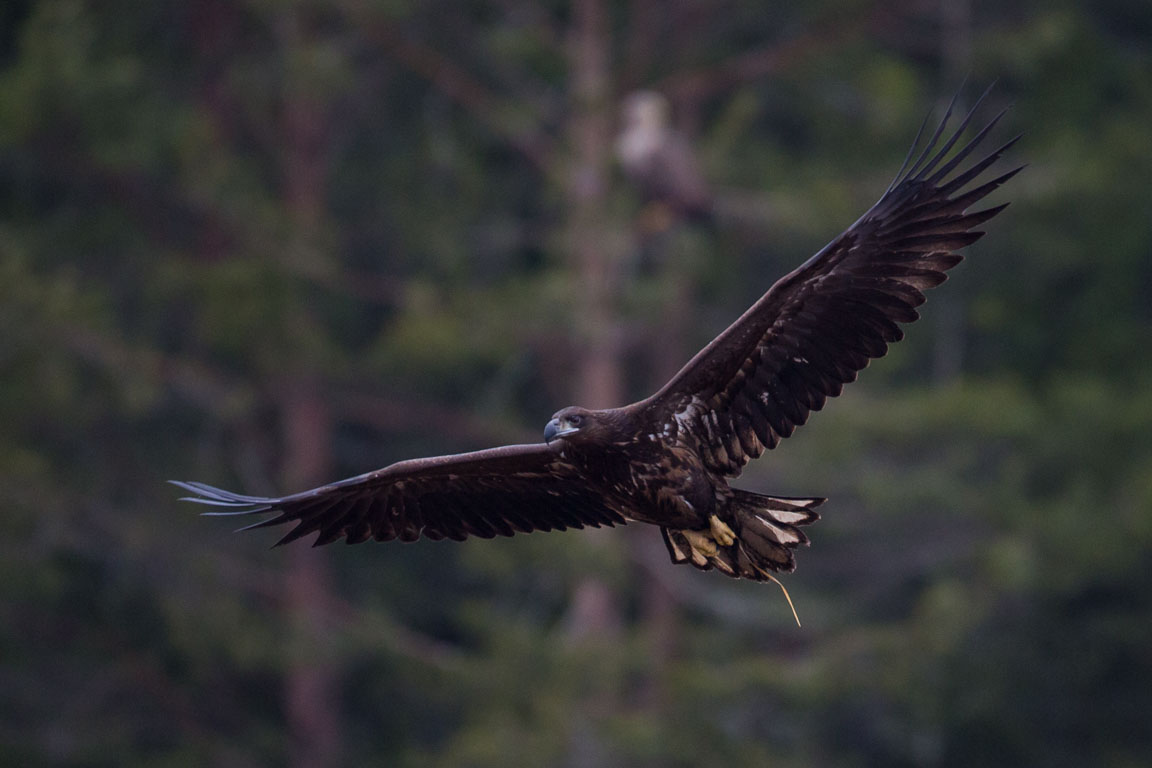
(661, 491, 824, 581)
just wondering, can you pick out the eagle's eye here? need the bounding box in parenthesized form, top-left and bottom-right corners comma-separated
(568, 414, 583, 427)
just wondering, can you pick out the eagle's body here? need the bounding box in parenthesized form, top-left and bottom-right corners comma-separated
(176, 88, 1020, 583)
(549, 408, 714, 529)
(542, 405, 823, 576)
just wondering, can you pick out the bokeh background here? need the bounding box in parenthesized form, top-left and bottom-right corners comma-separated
(2, 1, 1151, 766)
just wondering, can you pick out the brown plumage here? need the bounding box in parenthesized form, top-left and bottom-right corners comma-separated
(176, 88, 1020, 583)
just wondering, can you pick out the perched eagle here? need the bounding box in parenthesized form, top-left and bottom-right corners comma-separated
(176, 91, 1019, 584)
(615, 90, 714, 222)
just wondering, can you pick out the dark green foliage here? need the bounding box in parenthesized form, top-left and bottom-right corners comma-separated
(2, 0, 1150, 765)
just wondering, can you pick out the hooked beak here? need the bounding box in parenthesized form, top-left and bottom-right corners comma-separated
(544, 418, 577, 444)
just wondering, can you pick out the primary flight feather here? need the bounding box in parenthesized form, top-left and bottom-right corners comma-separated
(176, 89, 1020, 582)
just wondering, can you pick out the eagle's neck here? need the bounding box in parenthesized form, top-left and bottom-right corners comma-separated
(592, 407, 638, 446)
(555, 408, 638, 471)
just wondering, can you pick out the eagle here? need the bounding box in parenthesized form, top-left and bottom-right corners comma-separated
(615, 90, 714, 223)
(175, 90, 1019, 588)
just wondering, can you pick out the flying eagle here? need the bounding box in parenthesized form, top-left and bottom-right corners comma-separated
(175, 91, 1019, 585)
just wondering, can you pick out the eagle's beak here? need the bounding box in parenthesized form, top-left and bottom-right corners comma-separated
(544, 418, 578, 444)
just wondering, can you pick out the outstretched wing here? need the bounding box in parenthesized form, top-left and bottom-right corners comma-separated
(174, 443, 626, 546)
(636, 88, 1022, 477)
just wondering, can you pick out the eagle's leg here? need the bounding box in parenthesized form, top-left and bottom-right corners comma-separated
(680, 528, 719, 561)
(709, 515, 737, 547)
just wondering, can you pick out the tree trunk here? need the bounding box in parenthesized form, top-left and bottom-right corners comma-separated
(632, 269, 690, 718)
(563, 1, 624, 765)
(280, 383, 341, 768)
(566, 0, 621, 642)
(278, 9, 341, 768)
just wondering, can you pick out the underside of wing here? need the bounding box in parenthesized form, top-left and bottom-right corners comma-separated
(174, 443, 626, 547)
(638, 86, 1022, 476)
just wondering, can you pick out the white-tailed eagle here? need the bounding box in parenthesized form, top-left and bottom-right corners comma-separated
(176, 89, 1020, 585)
(616, 90, 714, 222)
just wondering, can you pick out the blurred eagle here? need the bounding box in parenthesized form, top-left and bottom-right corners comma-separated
(176, 91, 1019, 584)
(615, 90, 713, 222)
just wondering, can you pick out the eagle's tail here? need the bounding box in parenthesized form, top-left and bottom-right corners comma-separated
(661, 492, 824, 581)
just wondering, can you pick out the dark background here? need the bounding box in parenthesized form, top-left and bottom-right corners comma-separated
(2, 1, 1150, 765)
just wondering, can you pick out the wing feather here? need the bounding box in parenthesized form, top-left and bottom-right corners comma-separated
(174, 443, 625, 546)
(635, 91, 1019, 476)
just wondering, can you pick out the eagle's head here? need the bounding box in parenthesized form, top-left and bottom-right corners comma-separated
(620, 90, 670, 134)
(544, 406, 627, 446)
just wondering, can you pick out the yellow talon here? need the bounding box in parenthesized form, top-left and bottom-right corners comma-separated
(709, 515, 737, 547)
(682, 529, 719, 559)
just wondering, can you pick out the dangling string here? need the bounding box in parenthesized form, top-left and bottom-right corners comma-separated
(767, 573, 802, 627)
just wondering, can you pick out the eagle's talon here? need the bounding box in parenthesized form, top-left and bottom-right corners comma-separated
(710, 515, 736, 547)
(682, 528, 719, 558)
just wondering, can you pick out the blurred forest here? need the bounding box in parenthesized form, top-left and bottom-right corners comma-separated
(2, 0, 1151, 766)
